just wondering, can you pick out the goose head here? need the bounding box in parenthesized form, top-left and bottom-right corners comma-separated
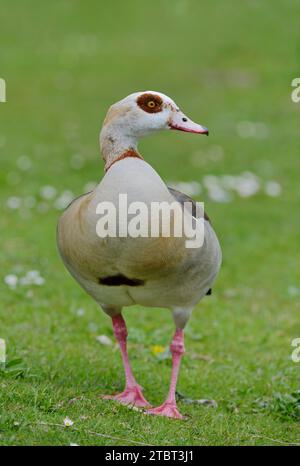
(100, 91, 208, 170)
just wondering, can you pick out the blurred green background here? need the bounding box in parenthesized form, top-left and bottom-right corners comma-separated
(0, 0, 300, 446)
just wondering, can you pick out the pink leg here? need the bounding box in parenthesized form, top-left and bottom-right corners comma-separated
(101, 314, 151, 408)
(147, 329, 185, 419)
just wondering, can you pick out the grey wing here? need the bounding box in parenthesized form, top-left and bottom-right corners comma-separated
(64, 191, 92, 211)
(167, 186, 212, 296)
(167, 186, 211, 223)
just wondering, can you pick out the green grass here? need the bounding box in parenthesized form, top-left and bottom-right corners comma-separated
(1, 0, 300, 446)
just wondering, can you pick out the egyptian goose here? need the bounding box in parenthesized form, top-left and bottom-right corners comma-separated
(57, 91, 222, 419)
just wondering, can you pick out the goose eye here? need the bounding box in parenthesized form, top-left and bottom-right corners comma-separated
(137, 93, 163, 113)
(147, 101, 156, 108)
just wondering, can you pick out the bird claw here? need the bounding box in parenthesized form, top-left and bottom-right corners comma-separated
(100, 385, 151, 408)
(146, 401, 185, 419)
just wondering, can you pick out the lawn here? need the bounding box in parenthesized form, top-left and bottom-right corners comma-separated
(0, 0, 300, 446)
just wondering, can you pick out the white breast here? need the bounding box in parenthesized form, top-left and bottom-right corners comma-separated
(58, 158, 221, 310)
(92, 158, 175, 206)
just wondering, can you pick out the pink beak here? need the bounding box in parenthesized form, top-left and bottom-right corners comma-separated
(169, 111, 209, 135)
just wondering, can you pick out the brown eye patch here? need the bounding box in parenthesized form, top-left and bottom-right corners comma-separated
(136, 93, 163, 113)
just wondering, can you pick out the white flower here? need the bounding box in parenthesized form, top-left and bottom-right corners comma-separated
(6, 197, 21, 210)
(63, 417, 74, 427)
(16, 155, 32, 171)
(128, 405, 141, 412)
(76, 308, 85, 316)
(207, 185, 231, 203)
(265, 181, 282, 197)
(34, 276, 45, 286)
(233, 172, 260, 198)
(40, 185, 57, 200)
(288, 286, 300, 297)
(54, 191, 75, 210)
(96, 335, 113, 346)
(19, 270, 45, 286)
(4, 274, 18, 288)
